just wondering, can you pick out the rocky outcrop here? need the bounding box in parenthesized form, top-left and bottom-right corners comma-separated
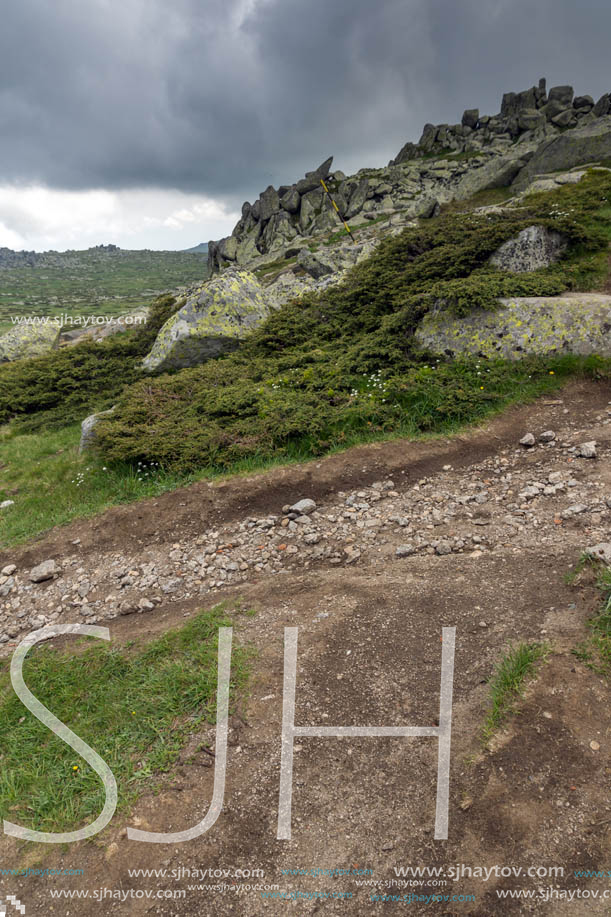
(512, 116, 611, 189)
(414, 294, 611, 360)
(207, 157, 336, 273)
(207, 79, 611, 277)
(393, 79, 609, 164)
(489, 226, 568, 273)
(142, 270, 271, 373)
(0, 322, 60, 363)
(0, 244, 119, 270)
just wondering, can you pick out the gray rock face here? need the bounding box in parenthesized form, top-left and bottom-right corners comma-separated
(502, 87, 538, 121)
(455, 156, 527, 197)
(574, 95, 594, 111)
(280, 188, 301, 213)
(142, 270, 271, 373)
(297, 249, 334, 280)
(490, 225, 568, 273)
(513, 116, 611, 188)
(548, 85, 574, 108)
(345, 179, 370, 219)
(462, 108, 479, 129)
(593, 93, 611, 117)
(259, 186, 280, 222)
(518, 109, 546, 132)
(416, 197, 441, 219)
(415, 295, 611, 360)
(79, 407, 116, 453)
(0, 322, 60, 363)
(551, 109, 577, 129)
(218, 236, 238, 261)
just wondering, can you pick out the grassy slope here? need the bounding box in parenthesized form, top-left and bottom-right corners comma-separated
(1, 170, 611, 547)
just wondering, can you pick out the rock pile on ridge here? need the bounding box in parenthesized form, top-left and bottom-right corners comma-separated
(208, 78, 611, 274)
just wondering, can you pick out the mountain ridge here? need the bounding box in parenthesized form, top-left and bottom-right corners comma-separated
(207, 78, 611, 274)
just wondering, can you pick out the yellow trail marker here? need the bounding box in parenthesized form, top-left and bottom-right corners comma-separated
(320, 178, 357, 244)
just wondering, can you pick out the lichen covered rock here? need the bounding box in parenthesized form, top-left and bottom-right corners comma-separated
(489, 225, 568, 273)
(142, 270, 271, 372)
(415, 295, 611, 359)
(0, 322, 60, 363)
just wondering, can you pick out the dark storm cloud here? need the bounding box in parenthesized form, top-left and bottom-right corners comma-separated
(0, 0, 610, 205)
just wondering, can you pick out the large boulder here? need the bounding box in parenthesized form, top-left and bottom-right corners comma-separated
(0, 321, 60, 363)
(593, 93, 611, 118)
(513, 116, 611, 188)
(280, 187, 301, 213)
(142, 270, 271, 373)
(518, 109, 546, 132)
(501, 87, 537, 119)
(489, 225, 568, 273)
(295, 157, 334, 194)
(415, 295, 611, 360)
(551, 109, 577, 129)
(573, 95, 594, 112)
(454, 155, 528, 197)
(218, 236, 238, 261)
(462, 108, 479, 129)
(345, 179, 370, 219)
(548, 85, 574, 108)
(259, 186, 280, 222)
(297, 248, 335, 279)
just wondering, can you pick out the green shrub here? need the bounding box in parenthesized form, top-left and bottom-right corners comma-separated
(92, 172, 611, 470)
(4, 171, 611, 471)
(0, 294, 178, 431)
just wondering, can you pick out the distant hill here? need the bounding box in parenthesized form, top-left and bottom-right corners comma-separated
(183, 242, 209, 254)
(0, 245, 208, 333)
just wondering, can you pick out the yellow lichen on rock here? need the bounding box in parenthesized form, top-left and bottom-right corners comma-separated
(0, 322, 61, 363)
(143, 269, 271, 372)
(415, 295, 611, 359)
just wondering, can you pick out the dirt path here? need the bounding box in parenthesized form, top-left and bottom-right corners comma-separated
(0, 380, 610, 916)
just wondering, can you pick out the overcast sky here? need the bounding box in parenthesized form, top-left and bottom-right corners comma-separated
(0, 0, 610, 251)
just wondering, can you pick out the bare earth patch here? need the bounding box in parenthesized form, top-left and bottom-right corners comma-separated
(0, 380, 610, 915)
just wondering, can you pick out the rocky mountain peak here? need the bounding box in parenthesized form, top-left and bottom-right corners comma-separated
(208, 78, 611, 275)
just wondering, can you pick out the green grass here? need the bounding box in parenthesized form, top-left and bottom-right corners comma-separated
(0, 604, 253, 835)
(323, 213, 390, 246)
(0, 292, 180, 432)
(441, 187, 516, 213)
(0, 423, 191, 545)
(253, 256, 298, 279)
(2, 170, 611, 545)
(1, 355, 607, 548)
(0, 248, 207, 335)
(482, 643, 549, 741)
(572, 561, 611, 677)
